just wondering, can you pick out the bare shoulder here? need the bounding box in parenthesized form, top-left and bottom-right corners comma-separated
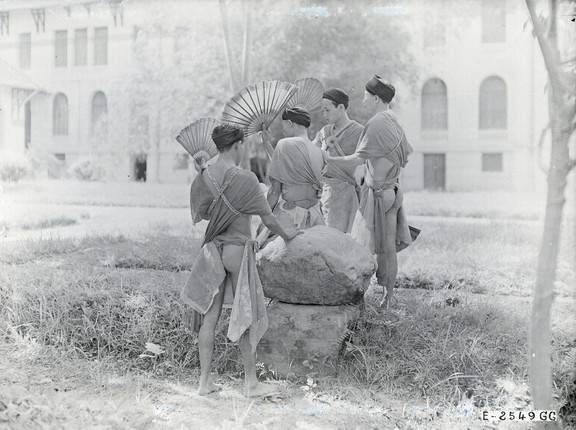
(276, 137, 294, 147)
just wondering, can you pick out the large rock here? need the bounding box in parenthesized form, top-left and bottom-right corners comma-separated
(256, 301, 360, 378)
(257, 226, 376, 305)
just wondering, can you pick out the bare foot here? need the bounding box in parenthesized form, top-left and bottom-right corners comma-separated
(378, 285, 390, 308)
(244, 382, 280, 398)
(198, 375, 222, 396)
(379, 294, 390, 308)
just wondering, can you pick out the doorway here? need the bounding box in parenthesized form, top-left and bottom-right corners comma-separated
(134, 155, 147, 182)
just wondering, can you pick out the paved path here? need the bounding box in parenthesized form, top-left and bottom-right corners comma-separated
(1, 202, 203, 243)
(1, 200, 545, 244)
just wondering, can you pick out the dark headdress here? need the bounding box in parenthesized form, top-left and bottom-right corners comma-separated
(366, 75, 395, 103)
(282, 107, 311, 128)
(323, 88, 349, 109)
(211, 124, 244, 150)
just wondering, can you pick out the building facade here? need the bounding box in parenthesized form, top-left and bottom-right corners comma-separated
(397, 0, 550, 192)
(0, 0, 556, 190)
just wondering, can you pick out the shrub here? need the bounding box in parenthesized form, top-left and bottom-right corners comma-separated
(0, 152, 31, 182)
(67, 157, 106, 181)
(26, 149, 66, 179)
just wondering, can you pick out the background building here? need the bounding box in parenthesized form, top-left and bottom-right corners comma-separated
(397, 0, 550, 192)
(0, 0, 557, 191)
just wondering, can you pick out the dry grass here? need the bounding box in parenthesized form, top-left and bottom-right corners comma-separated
(0, 220, 574, 426)
(1, 181, 575, 427)
(403, 190, 549, 220)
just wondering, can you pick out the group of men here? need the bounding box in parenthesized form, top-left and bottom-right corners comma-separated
(181, 75, 413, 397)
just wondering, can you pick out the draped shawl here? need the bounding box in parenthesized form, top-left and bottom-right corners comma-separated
(182, 166, 272, 353)
(356, 110, 413, 183)
(268, 137, 324, 194)
(314, 120, 364, 185)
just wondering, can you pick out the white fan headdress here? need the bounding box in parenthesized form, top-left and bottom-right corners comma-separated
(175, 117, 220, 166)
(221, 80, 298, 137)
(286, 77, 325, 112)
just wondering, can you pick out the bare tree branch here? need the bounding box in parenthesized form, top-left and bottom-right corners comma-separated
(526, 0, 576, 96)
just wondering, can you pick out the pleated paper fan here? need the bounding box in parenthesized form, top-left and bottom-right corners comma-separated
(287, 77, 325, 112)
(175, 117, 220, 165)
(221, 80, 298, 137)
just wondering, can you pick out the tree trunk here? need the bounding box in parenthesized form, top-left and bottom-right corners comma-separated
(241, 0, 253, 86)
(525, 1, 575, 428)
(530, 85, 572, 430)
(219, 0, 237, 94)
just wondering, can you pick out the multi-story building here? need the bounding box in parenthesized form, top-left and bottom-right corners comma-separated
(397, 0, 551, 192)
(0, 0, 559, 191)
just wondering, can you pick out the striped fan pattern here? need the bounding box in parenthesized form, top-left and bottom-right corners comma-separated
(221, 80, 298, 136)
(175, 117, 220, 165)
(287, 77, 325, 112)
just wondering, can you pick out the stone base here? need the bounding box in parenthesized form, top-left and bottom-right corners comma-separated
(256, 301, 360, 378)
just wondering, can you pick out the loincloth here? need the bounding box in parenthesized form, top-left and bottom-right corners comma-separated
(180, 235, 268, 353)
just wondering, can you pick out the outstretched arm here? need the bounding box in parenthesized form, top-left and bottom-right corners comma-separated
(267, 178, 282, 211)
(326, 152, 364, 165)
(260, 213, 303, 241)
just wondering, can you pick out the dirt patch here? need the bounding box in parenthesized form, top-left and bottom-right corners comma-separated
(1, 339, 526, 430)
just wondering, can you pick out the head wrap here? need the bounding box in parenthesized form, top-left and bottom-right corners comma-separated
(366, 75, 395, 103)
(211, 124, 244, 150)
(323, 88, 349, 109)
(282, 107, 311, 128)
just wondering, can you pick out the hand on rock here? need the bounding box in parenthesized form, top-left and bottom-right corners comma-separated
(284, 228, 304, 241)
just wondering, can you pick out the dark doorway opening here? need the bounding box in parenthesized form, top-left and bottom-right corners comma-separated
(134, 155, 147, 182)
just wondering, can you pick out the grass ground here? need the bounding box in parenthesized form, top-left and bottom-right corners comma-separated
(0, 179, 575, 429)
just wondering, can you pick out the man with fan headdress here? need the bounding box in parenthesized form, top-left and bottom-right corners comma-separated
(258, 107, 326, 246)
(312, 88, 364, 233)
(181, 124, 302, 397)
(326, 76, 414, 308)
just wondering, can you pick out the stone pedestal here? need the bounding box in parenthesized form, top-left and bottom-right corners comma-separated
(256, 301, 361, 378)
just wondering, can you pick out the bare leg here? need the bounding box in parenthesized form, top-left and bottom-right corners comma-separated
(222, 245, 279, 398)
(377, 189, 402, 308)
(197, 285, 225, 395)
(376, 225, 398, 308)
(239, 333, 279, 397)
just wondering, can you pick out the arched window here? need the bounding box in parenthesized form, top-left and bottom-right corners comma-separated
(91, 91, 108, 134)
(479, 76, 507, 129)
(53, 93, 68, 135)
(421, 78, 447, 130)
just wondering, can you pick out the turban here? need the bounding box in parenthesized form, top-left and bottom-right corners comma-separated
(323, 88, 349, 109)
(366, 75, 395, 103)
(211, 124, 244, 150)
(282, 107, 311, 128)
